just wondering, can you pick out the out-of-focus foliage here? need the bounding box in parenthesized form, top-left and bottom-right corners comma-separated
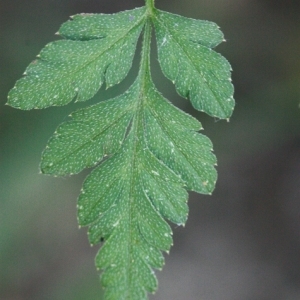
(1, 1, 300, 300)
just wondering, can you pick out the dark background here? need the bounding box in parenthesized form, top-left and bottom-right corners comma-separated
(1, 1, 300, 299)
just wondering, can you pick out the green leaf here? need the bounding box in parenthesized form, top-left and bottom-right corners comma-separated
(144, 83, 217, 194)
(77, 73, 216, 298)
(45, 18, 217, 296)
(7, 7, 146, 110)
(40, 82, 138, 176)
(153, 10, 235, 119)
(7, 3, 235, 299)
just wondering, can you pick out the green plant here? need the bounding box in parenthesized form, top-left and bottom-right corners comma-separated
(7, 0, 234, 298)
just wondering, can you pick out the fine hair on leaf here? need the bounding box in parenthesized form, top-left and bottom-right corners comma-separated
(7, 1, 234, 299)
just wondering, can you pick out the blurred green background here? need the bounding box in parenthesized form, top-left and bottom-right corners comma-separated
(1, 0, 300, 299)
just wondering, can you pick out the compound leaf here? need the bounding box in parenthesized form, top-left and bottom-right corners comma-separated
(7, 3, 234, 300)
(153, 10, 235, 119)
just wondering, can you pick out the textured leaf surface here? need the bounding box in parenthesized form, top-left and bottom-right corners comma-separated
(41, 83, 138, 176)
(7, 7, 146, 109)
(144, 84, 217, 194)
(77, 74, 216, 298)
(8, 4, 235, 300)
(153, 10, 234, 119)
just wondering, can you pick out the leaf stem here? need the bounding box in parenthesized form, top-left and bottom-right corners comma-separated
(123, 16, 154, 300)
(145, 0, 155, 14)
(139, 20, 152, 82)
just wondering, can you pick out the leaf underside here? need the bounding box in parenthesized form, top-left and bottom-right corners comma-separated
(7, 5, 234, 300)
